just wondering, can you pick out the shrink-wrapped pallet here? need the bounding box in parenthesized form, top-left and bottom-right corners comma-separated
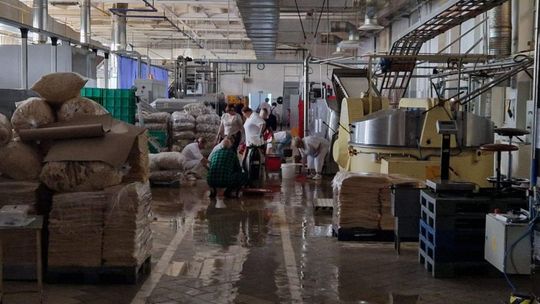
(103, 182, 152, 267)
(48, 191, 107, 267)
(171, 112, 195, 131)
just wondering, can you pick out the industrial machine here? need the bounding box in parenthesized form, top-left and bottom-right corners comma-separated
(485, 213, 532, 275)
(135, 79, 167, 104)
(346, 98, 494, 187)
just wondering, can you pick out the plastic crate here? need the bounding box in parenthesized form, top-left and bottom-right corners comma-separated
(101, 89, 136, 124)
(148, 130, 168, 153)
(80, 88, 104, 104)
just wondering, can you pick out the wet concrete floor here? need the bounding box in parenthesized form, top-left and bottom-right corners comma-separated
(4, 176, 533, 303)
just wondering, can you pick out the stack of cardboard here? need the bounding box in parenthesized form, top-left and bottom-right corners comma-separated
(103, 182, 152, 267)
(48, 182, 152, 268)
(0, 181, 51, 279)
(48, 191, 107, 267)
(332, 172, 421, 231)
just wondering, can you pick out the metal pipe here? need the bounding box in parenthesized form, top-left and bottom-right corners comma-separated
(488, 2, 512, 56)
(303, 52, 310, 137)
(80, 0, 91, 44)
(32, 0, 48, 43)
(137, 55, 142, 79)
(20, 28, 29, 89)
(111, 4, 127, 51)
(51, 37, 58, 72)
(104, 52, 109, 88)
(531, 0, 540, 210)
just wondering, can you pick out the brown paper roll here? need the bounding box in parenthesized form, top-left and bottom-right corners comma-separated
(18, 124, 106, 141)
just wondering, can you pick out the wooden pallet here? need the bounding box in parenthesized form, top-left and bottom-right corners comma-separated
(332, 227, 394, 242)
(46, 256, 151, 284)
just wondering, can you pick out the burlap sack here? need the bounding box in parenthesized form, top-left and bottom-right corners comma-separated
(57, 97, 108, 122)
(0, 141, 42, 180)
(11, 97, 55, 130)
(40, 161, 123, 192)
(0, 114, 12, 146)
(31, 72, 87, 104)
(149, 152, 184, 170)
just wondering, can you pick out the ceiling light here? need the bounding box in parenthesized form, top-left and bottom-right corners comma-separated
(358, 0, 384, 33)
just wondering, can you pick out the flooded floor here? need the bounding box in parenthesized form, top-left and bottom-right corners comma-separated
(4, 177, 534, 304)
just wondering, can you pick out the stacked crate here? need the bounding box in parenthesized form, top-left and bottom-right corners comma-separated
(418, 189, 526, 277)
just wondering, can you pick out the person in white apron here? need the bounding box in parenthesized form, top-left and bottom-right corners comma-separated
(215, 105, 244, 151)
(292, 136, 330, 180)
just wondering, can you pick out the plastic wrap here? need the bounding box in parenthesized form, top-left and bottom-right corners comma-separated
(11, 97, 55, 130)
(196, 113, 220, 125)
(31, 72, 87, 104)
(183, 103, 211, 117)
(135, 112, 170, 124)
(171, 111, 195, 131)
(172, 131, 196, 140)
(0, 141, 42, 180)
(57, 97, 108, 122)
(149, 170, 183, 182)
(40, 161, 123, 192)
(141, 123, 168, 131)
(0, 113, 12, 146)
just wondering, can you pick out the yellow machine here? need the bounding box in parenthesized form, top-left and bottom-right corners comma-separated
(334, 98, 495, 187)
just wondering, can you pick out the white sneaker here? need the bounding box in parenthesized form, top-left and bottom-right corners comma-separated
(312, 174, 322, 180)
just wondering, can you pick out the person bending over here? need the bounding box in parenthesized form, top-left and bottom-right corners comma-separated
(292, 135, 330, 180)
(207, 139, 247, 198)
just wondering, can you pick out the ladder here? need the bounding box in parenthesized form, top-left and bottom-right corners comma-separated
(379, 0, 509, 106)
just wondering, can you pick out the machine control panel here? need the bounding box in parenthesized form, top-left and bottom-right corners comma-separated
(436, 120, 458, 135)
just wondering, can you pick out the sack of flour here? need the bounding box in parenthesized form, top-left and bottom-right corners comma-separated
(31, 72, 87, 104)
(11, 97, 55, 130)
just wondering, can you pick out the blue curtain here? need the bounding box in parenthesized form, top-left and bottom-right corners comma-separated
(118, 56, 169, 95)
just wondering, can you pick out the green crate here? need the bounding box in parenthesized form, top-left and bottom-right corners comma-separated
(80, 88, 104, 104)
(148, 130, 168, 153)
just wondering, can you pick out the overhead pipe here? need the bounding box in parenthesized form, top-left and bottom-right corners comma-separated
(51, 37, 58, 72)
(80, 0, 91, 44)
(488, 2, 512, 57)
(104, 52, 109, 88)
(32, 0, 48, 43)
(303, 52, 311, 137)
(111, 4, 127, 51)
(20, 28, 29, 89)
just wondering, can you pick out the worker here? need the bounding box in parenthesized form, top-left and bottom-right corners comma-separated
(260, 108, 277, 132)
(258, 97, 272, 114)
(242, 107, 265, 147)
(216, 104, 244, 151)
(292, 136, 330, 180)
(182, 137, 209, 179)
(272, 131, 292, 157)
(207, 138, 247, 198)
(209, 135, 235, 161)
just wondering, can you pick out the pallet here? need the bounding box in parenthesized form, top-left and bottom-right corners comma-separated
(46, 256, 151, 284)
(419, 249, 488, 278)
(332, 227, 394, 242)
(150, 180, 181, 188)
(314, 198, 333, 212)
(419, 219, 484, 248)
(419, 234, 484, 263)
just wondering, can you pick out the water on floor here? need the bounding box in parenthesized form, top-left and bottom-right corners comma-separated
(4, 177, 533, 304)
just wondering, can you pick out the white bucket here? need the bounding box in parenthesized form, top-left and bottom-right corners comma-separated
(281, 163, 300, 179)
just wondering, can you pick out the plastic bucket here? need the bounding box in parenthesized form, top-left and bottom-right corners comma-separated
(281, 163, 300, 179)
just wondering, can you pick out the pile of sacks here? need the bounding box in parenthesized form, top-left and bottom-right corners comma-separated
(171, 111, 196, 152)
(195, 113, 220, 156)
(0, 72, 108, 183)
(149, 152, 184, 184)
(136, 111, 171, 152)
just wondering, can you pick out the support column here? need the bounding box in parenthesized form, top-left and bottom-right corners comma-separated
(137, 55, 142, 79)
(32, 0, 48, 43)
(302, 52, 311, 137)
(104, 52, 109, 89)
(51, 37, 58, 72)
(80, 0, 91, 44)
(20, 28, 29, 89)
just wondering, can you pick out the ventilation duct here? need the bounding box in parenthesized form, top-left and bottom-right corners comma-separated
(358, 0, 383, 33)
(111, 3, 127, 51)
(80, 0, 91, 44)
(237, 0, 279, 59)
(488, 2, 512, 56)
(32, 0, 48, 43)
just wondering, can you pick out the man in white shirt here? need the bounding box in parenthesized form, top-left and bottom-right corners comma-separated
(182, 137, 209, 179)
(242, 107, 266, 147)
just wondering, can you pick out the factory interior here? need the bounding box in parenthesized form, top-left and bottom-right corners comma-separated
(0, 0, 540, 303)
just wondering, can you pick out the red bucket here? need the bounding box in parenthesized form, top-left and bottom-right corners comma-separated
(265, 155, 282, 172)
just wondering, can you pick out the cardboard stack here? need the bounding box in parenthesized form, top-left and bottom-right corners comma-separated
(0, 181, 51, 279)
(332, 172, 421, 231)
(48, 182, 152, 268)
(103, 182, 152, 266)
